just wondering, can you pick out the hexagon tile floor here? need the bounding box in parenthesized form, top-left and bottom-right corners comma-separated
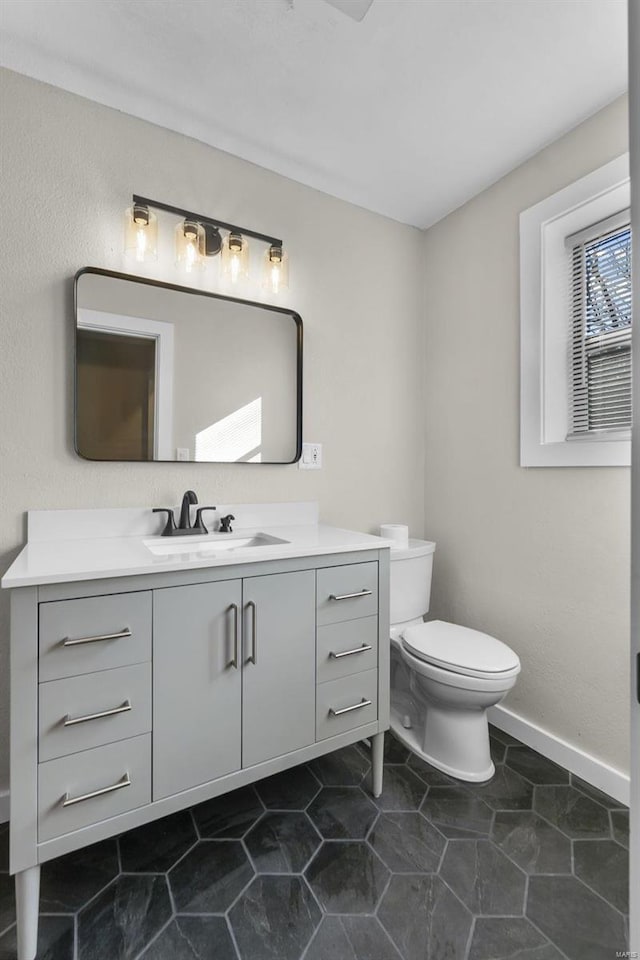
(0, 726, 629, 960)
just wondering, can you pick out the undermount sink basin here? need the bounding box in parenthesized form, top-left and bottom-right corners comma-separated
(143, 532, 290, 557)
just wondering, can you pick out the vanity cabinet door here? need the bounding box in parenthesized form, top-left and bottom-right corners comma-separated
(242, 571, 316, 768)
(153, 580, 242, 800)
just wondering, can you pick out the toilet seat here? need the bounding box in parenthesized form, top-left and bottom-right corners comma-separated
(401, 620, 520, 681)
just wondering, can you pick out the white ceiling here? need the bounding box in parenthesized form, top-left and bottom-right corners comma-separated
(0, 0, 628, 228)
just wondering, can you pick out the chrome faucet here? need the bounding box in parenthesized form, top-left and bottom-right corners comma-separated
(153, 490, 217, 537)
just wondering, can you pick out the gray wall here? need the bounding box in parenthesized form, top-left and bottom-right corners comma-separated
(0, 68, 425, 793)
(422, 95, 630, 773)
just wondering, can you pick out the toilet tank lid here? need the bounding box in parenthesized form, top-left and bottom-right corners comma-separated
(402, 620, 520, 676)
(387, 538, 436, 560)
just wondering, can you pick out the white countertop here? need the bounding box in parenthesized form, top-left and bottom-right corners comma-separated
(2, 507, 390, 588)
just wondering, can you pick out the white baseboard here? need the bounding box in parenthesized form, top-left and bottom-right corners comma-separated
(488, 705, 629, 807)
(0, 791, 9, 825)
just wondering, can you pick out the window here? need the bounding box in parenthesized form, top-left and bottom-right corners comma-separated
(520, 155, 631, 467)
(568, 213, 632, 437)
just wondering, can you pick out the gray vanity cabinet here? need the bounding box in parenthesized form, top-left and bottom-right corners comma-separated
(153, 580, 243, 799)
(242, 570, 316, 767)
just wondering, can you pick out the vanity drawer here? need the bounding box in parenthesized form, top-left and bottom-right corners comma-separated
(39, 663, 152, 762)
(316, 669, 378, 741)
(316, 562, 378, 626)
(317, 616, 378, 683)
(39, 592, 152, 682)
(38, 734, 151, 842)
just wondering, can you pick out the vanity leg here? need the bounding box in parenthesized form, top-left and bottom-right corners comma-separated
(15, 865, 40, 960)
(371, 732, 384, 798)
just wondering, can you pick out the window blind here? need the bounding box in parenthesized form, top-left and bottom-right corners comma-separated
(568, 210, 632, 437)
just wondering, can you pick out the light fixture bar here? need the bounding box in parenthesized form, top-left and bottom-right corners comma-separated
(132, 195, 282, 247)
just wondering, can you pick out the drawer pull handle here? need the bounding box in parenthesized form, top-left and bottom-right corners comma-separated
(330, 644, 373, 660)
(63, 700, 132, 727)
(329, 697, 372, 717)
(62, 628, 132, 647)
(62, 773, 131, 807)
(328, 589, 372, 602)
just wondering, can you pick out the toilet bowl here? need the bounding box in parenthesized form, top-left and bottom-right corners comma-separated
(386, 537, 521, 781)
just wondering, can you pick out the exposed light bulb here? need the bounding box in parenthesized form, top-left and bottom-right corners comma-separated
(263, 244, 289, 294)
(135, 226, 147, 263)
(230, 252, 241, 284)
(175, 220, 204, 273)
(222, 233, 249, 285)
(270, 262, 281, 293)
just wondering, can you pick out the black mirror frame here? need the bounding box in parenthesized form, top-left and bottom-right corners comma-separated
(73, 266, 303, 465)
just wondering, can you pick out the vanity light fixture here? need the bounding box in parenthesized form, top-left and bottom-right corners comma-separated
(124, 203, 157, 263)
(175, 219, 205, 273)
(126, 195, 290, 292)
(221, 232, 249, 285)
(263, 243, 289, 293)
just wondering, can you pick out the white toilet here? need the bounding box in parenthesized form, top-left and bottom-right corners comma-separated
(389, 538, 520, 782)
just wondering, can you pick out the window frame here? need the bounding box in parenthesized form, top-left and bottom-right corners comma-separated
(520, 154, 631, 467)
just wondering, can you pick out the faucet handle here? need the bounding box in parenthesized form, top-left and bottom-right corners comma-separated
(153, 508, 177, 537)
(219, 514, 235, 533)
(193, 507, 217, 534)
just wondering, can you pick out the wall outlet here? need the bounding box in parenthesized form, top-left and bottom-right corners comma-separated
(176, 448, 190, 461)
(299, 442, 322, 470)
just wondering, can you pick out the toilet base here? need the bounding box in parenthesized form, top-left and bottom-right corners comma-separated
(390, 689, 495, 782)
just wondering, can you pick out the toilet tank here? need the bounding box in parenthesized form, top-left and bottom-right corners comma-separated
(389, 539, 436, 626)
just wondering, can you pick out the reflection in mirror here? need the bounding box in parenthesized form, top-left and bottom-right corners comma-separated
(74, 269, 302, 463)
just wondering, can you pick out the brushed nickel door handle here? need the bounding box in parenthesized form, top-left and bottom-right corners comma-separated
(229, 603, 239, 669)
(247, 600, 257, 665)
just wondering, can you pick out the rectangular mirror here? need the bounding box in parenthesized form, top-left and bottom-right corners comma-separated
(74, 268, 302, 463)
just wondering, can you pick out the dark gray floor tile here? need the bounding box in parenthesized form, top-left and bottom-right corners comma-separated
(373, 766, 427, 811)
(526, 875, 628, 960)
(0, 827, 7, 874)
(229, 875, 320, 960)
(488, 726, 521, 747)
(0, 876, 15, 935)
(505, 746, 569, 785)
(491, 810, 572, 875)
(468, 765, 533, 810)
(489, 735, 507, 765)
(254, 766, 320, 810)
(304, 917, 357, 960)
(573, 839, 629, 913)
(307, 787, 378, 839)
(40, 839, 119, 912)
(384, 734, 410, 764)
(192, 787, 263, 839)
(140, 915, 238, 959)
(169, 841, 254, 913)
(340, 916, 403, 959)
(533, 785, 610, 838)
(245, 812, 320, 873)
(0, 915, 74, 960)
(468, 917, 564, 960)
(570, 775, 620, 809)
(78, 874, 172, 960)
(310, 746, 369, 786)
(406, 753, 454, 786)
(120, 810, 197, 873)
(378, 874, 472, 960)
(440, 839, 526, 916)
(305, 841, 389, 913)
(420, 785, 494, 838)
(611, 809, 629, 848)
(368, 811, 445, 873)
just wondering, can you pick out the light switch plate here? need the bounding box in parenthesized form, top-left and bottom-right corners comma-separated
(299, 442, 322, 470)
